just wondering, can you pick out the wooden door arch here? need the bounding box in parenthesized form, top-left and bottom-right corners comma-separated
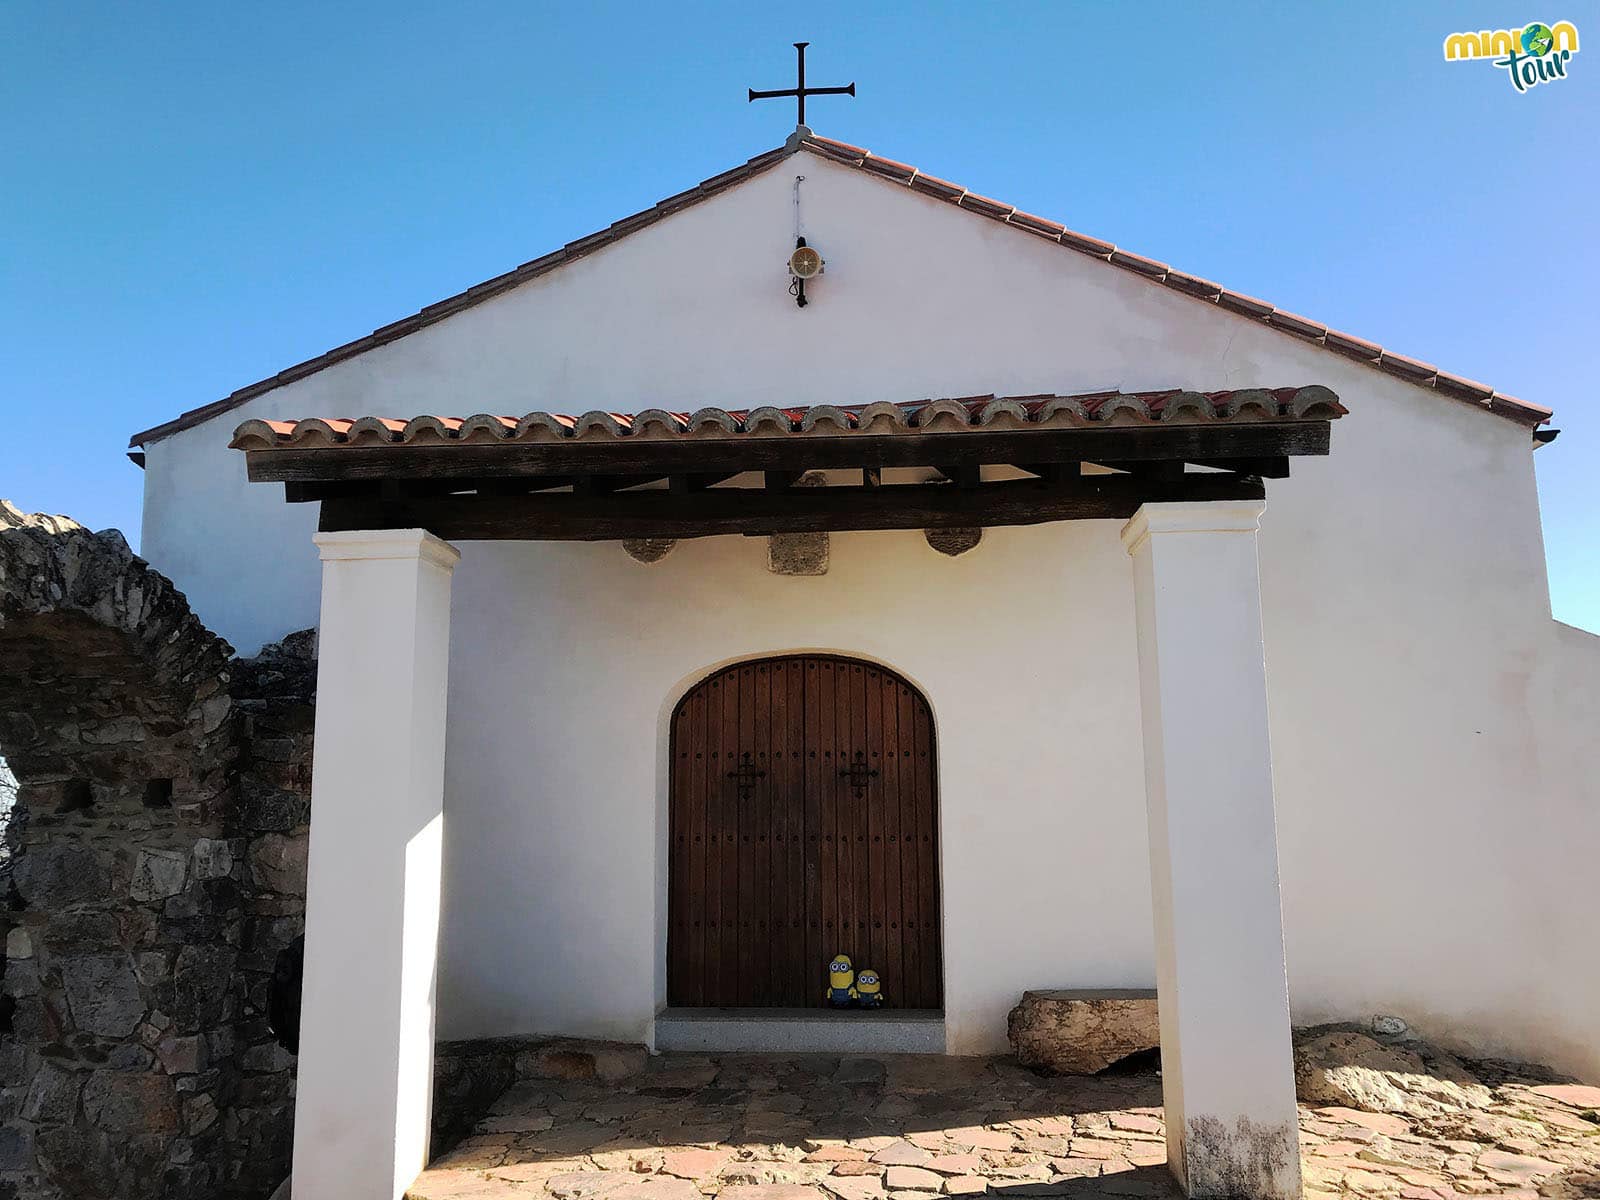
(667, 654, 942, 1009)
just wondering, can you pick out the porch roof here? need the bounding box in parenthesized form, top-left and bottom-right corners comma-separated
(231, 385, 1343, 541)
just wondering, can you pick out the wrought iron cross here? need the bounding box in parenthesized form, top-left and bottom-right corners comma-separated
(727, 752, 766, 801)
(839, 750, 879, 798)
(748, 42, 855, 128)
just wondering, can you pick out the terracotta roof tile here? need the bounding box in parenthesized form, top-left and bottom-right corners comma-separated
(1267, 310, 1327, 340)
(229, 385, 1346, 452)
(1216, 290, 1276, 319)
(1109, 250, 1169, 278)
(1432, 371, 1495, 403)
(1007, 210, 1067, 239)
(1323, 330, 1382, 362)
(957, 191, 1015, 220)
(859, 154, 917, 182)
(908, 172, 965, 202)
(1162, 270, 1223, 300)
(129, 133, 1550, 447)
(1059, 229, 1115, 258)
(1377, 350, 1438, 383)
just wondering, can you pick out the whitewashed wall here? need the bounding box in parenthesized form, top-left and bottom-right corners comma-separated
(139, 153, 1600, 1076)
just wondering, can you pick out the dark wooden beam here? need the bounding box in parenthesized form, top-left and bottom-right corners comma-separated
(937, 464, 981, 488)
(1018, 462, 1081, 483)
(247, 422, 1331, 485)
(317, 474, 1267, 542)
(1190, 456, 1291, 478)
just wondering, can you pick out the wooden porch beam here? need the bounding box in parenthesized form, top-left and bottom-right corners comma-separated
(317, 473, 1267, 542)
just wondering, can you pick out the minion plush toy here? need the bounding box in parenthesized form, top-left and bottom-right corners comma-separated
(854, 968, 885, 1009)
(825, 954, 857, 1007)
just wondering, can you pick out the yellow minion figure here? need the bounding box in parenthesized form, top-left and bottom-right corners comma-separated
(854, 968, 885, 1009)
(825, 954, 857, 1007)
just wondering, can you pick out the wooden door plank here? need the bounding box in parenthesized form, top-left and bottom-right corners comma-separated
(735, 663, 753, 1003)
(896, 680, 921, 1006)
(668, 703, 687, 1004)
(817, 658, 838, 1000)
(915, 698, 942, 1006)
(765, 660, 785, 1005)
(865, 666, 887, 989)
(720, 667, 742, 1005)
(754, 662, 775, 1005)
(685, 688, 708, 1006)
(852, 662, 872, 976)
(803, 657, 824, 1006)
(879, 674, 905, 1006)
(787, 659, 808, 1006)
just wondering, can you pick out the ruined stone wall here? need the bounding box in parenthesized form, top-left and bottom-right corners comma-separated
(0, 503, 313, 1200)
(224, 631, 314, 1193)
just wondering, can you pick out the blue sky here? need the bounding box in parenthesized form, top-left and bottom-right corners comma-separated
(3, 2, 1596, 630)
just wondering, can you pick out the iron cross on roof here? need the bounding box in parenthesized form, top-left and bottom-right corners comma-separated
(748, 42, 855, 128)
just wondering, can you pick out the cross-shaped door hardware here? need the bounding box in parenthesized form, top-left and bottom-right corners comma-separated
(727, 752, 767, 800)
(839, 750, 879, 797)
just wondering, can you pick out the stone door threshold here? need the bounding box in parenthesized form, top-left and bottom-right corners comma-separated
(653, 1007, 946, 1054)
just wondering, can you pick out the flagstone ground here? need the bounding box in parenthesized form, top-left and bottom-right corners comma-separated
(408, 1054, 1600, 1200)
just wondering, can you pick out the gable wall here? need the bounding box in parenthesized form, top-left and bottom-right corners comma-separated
(138, 157, 1600, 1076)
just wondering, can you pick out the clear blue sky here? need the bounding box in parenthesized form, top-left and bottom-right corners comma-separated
(3, 2, 1595, 630)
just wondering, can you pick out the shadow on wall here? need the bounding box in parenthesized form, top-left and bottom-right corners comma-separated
(0, 501, 315, 1200)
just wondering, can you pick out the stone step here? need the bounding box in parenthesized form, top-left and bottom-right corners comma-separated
(654, 1008, 945, 1054)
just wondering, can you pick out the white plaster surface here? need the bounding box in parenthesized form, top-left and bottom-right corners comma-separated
(136, 152, 1600, 1078)
(1125, 501, 1300, 1199)
(293, 530, 457, 1200)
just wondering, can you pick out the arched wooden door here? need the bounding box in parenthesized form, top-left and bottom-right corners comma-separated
(668, 655, 942, 1009)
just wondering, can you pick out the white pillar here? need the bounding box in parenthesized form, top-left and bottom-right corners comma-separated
(1121, 501, 1302, 1200)
(292, 529, 460, 1200)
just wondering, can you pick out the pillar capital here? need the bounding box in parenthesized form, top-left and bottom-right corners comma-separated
(1119, 499, 1266, 556)
(313, 528, 460, 569)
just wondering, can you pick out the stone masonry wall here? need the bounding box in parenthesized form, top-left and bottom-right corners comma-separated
(0, 503, 313, 1200)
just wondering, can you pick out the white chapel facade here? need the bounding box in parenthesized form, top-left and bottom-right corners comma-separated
(127, 130, 1600, 1200)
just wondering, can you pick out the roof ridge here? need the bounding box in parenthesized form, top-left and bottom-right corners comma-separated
(128, 135, 1548, 448)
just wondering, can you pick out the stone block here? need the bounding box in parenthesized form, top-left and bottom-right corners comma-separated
(60, 954, 146, 1038)
(189, 839, 233, 881)
(130, 848, 188, 902)
(237, 779, 304, 833)
(1006, 989, 1159, 1075)
(168, 945, 236, 1032)
(183, 1092, 219, 1136)
(157, 1034, 206, 1075)
(6, 927, 34, 960)
(517, 1039, 647, 1082)
(0, 1124, 34, 1173)
(1293, 1027, 1491, 1117)
(3, 959, 40, 999)
(81, 1071, 180, 1134)
(768, 532, 829, 576)
(247, 833, 308, 896)
(11, 843, 109, 909)
(22, 1064, 83, 1124)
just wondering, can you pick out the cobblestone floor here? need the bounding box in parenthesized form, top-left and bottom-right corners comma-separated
(409, 1054, 1600, 1200)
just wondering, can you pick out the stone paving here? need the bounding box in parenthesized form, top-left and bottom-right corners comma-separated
(409, 1054, 1600, 1200)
